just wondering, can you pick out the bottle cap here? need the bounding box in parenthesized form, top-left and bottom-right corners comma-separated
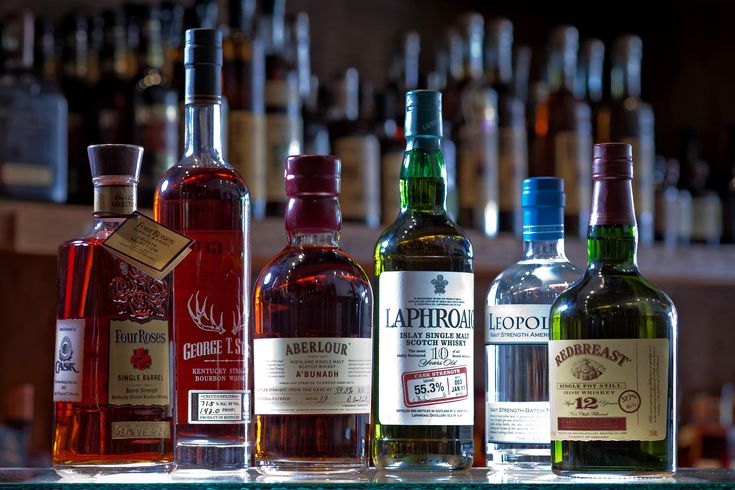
(522, 177, 565, 241)
(405, 90, 443, 139)
(590, 143, 636, 226)
(592, 142, 633, 179)
(184, 27, 222, 103)
(285, 155, 341, 233)
(88, 144, 143, 180)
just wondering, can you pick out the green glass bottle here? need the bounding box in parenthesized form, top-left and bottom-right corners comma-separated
(372, 90, 474, 470)
(549, 143, 677, 478)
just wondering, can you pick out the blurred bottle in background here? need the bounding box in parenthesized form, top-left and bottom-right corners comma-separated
(95, 9, 129, 145)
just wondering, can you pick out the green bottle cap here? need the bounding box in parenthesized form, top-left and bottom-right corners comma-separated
(405, 90, 443, 139)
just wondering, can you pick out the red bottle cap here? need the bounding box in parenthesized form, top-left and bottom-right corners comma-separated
(285, 155, 341, 233)
(590, 143, 636, 226)
(592, 142, 633, 179)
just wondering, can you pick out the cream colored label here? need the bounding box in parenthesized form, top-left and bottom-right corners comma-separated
(53, 319, 84, 402)
(554, 131, 592, 218)
(335, 135, 380, 225)
(487, 401, 549, 444)
(229, 111, 266, 205)
(265, 79, 297, 107)
(381, 150, 404, 223)
(1, 162, 53, 187)
(94, 186, 136, 215)
(111, 421, 171, 440)
(623, 136, 655, 219)
(108, 319, 169, 406)
(254, 337, 372, 415)
(102, 212, 193, 280)
(549, 338, 669, 442)
(265, 113, 302, 202)
(498, 127, 527, 211)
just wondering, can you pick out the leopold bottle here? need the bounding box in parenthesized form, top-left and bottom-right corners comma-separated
(485, 177, 580, 467)
(373, 90, 474, 470)
(253, 155, 373, 473)
(549, 143, 677, 477)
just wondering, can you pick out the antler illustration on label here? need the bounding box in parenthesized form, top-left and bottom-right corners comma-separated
(187, 292, 226, 335)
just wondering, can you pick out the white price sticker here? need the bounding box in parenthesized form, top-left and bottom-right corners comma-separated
(188, 391, 250, 424)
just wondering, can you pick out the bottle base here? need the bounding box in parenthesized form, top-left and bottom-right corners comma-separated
(255, 459, 367, 475)
(174, 441, 249, 471)
(374, 455, 472, 471)
(54, 460, 175, 478)
(552, 468, 676, 480)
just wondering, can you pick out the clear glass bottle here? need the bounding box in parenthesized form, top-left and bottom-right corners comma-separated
(485, 177, 581, 468)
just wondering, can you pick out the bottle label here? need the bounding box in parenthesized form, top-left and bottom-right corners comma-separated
(94, 185, 136, 215)
(381, 149, 403, 223)
(378, 271, 474, 425)
(334, 135, 381, 225)
(53, 319, 85, 402)
(253, 337, 372, 415)
(0, 163, 53, 187)
(549, 338, 669, 441)
(458, 124, 499, 211)
(554, 130, 592, 218)
(265, 113, 302, 202)
(108, 319, 170, 406)
(111, 421, 171, 440)
(486, 305, 551, 345)
(486, 401, 550, 444)
(136, 103, 179, 191)
(498, 127, 528, 213)
(173, 230, 250, 425)
(229, 110, 266, 207)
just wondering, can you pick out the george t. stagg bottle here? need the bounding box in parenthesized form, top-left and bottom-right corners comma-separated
(485, 177, 581, 467)
(373, 90, 474, 470)
(549, 143, 677, 478)
(253, 155, 373, 474)
(155, 28, 251, 470)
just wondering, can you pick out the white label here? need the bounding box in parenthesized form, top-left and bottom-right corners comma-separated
(549, 338, 669, 441)
(334, 135, 381, 225)
(486, 305, 551, 345)
(254, 337, 372, 415)
(53, 319, 85, 402)
(188, 391, 250, 424)
(381, 150, 404, 224)
(486, 401, 550, 444)
(554, 130, 592, 219)
(378, 271, 474, 425)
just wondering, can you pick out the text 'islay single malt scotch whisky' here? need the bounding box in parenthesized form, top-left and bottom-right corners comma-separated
(373, 90, 474, 470)
(155, 28, 251, 470)
(53, 145, 173, 475)
(485, 177, 581, 467)
(253, 155, 373, 474)
(549, 143, 677, 478)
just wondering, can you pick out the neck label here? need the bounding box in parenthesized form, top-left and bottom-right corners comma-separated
(94, 185, 136, 215)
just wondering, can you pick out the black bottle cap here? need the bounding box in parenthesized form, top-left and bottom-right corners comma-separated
(184, 27, 222, 103)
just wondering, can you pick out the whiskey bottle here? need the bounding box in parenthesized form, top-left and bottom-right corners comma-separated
(373, 90, 474, 470)
(53, 144, 174, 474)
(95, 9, 130, 145)
(253, 155, 373, 473)
(485, 177, 581, 467)
(577, 38, 605, 143)
(33, 16, 58, 84)
(0, 11, 67, 203)
(533, 26, 592, 237)
(155, 28, 251, 471)
(224, 0, 266, 220)
(549, 143, 677, 477)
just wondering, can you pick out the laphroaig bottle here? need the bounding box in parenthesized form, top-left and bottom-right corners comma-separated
(155, 28, 250, 471)
(549, 143, 677, 477)
(485, 177, 581, 467)
(253, 155, 372, 473)
(373, 90, 474, 470)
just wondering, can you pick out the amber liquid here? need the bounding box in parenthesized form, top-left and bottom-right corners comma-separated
(253, 244, 372, 472)
(155, 164, 250, 469)
(53, 228, 174, 472)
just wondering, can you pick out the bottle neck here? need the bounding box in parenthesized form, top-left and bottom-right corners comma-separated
(184, 102, 224, 161)
(400, 136, 446, 213)
(587, 178, 638, 270)
(288, 231, 339, 247)
(611, 56, 641, 99)
(65, 33, 89, 79)
(522, 238, 566, 260)
(549, 47, 576, 92)
(261, 13, 284, 55)
(486, 40, 512, 86)
(139, 20, 164, 70)
(93, 181, 138, 217)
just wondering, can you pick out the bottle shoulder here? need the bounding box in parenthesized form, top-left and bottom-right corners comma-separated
(487, 259, 582, 305)
(375, 211, 473, 259)
(158, 163, 249, 198)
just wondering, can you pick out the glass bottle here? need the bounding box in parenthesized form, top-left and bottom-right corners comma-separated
(33, 16, 58, 84)
(155, 28, 250, 471)
(533, 26, 592, 238)
(53, 144, 174, 474)
(549, 143, 677, 478)
(0, 10, 67, 203)
(296, 14, 330, 156)
(130, 5, 179, 208)
(224, 0, 266, 220)
(373, 90, 474, 470)
(253, 155, 372, 473)
(95, 9, 130, 145)
(485, 177, 581, 467)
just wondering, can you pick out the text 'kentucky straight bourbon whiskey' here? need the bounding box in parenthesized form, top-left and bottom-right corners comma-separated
(253, 155, 373, 473)
(155, 28, 251, 470)
(53, 144, 174, 475)
(373, 90, 475, 470)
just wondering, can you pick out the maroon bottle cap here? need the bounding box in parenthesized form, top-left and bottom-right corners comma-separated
(592, 142, 633, 179)
(285, 155, 341, 234)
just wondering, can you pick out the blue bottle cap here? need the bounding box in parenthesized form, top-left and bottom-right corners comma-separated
(405, 90, 443, 139)
(522, 177, 565, 241)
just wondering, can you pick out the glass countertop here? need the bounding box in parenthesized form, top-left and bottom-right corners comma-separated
(0, 468, 734, 488)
